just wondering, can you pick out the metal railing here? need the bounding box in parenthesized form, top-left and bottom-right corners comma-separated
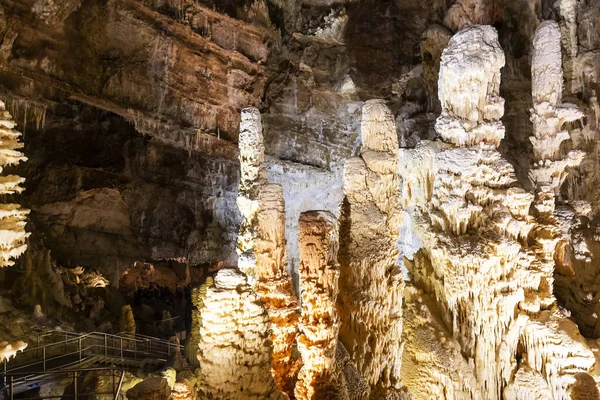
(1, 330, 182, 397)
(5, 367, 123, 400)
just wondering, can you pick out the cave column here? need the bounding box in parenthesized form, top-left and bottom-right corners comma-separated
(338, 99, 404, 396)
(295, 211, 340, 400)
(235, 108, 300, 395)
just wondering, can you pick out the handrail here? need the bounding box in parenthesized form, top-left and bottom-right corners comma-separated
(15, 329, 182, 350)
(4, 367, 124, 400)
(114, 369, 125, 400)
(1, 329, 183, 395)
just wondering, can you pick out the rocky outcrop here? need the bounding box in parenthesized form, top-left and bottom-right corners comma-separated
(338, 99, 404, 396)
(0, 0, 270, 146)
(196, 268, 284, 399)
(295, 210, 340, 400)
(126, 377, 171, 400)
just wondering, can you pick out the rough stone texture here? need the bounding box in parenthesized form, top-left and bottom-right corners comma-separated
(530, 21, 584, 214)
(0, 339, 27, 362)
(196, 268, 285, 400)
(126, 377, 171, 400)
(295, 210, 340, 400)
(184, 276, 212, 368)
(399, 24, 597, 399)
(237, 107, 267, 279)
(400, 285, 479, 399)
(338, 99, 404, 396)
(236, 108, 300, 395)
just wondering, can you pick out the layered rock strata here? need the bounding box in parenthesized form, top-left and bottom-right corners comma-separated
(295, 210, 340, 400)
(338, 99, 404, 396)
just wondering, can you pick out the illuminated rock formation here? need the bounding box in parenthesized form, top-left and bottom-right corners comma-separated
(0, 340, 27, 362)
(0, 101, 29, 267)
(185, 276, 212, 368)
(338, 99, 404, 395)
(399, 25, 536, 398)
(171, 379, 194, 400)
(196, 268, 285, 399)
(236, 107, 300, 395)
(119, 305, 136, 336)
(295, 210, 340, 400)
(400, 285, 479, 399)
(399, 24, 597, 399)
(529, 21, 585, 218)
(255, 183, 301, 395)
(519, 21, 597, 398)
(237, 108, 266, 280)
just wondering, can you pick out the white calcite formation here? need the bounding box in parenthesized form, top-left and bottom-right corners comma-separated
(196, 268, 285, 400)
(0, 340, 27, 362)
(237, 107, 267, 280)
(400, 26, 529, 398)
(236, 107, 300, 395)
(0, 101, 29, 267)
(295, 211, 340, 400)
(398, 24, 597, 399)
(530, 21, 585, 218)
(338, 99, 404, 396)
(255, 183, 301, 395)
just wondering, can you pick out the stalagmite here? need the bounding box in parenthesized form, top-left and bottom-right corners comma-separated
(517, 20, 597, 398)
(236, 107, 300, 395)
(399, 25, 538, 398)
(529, 21, 585, 218)
(338, 99, 404, 396)
(295, 211, 340, 400)
(185, 276, 212, 368)
(398, 24, 597, 399)
(0, 101, 29, 267)
(237, 108, 266, 281)
(255, 183, 301, 395)
(196, 268, 285, 399)
(120, 305, 136, 336)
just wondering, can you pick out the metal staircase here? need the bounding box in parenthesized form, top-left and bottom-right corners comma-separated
(1, 330, 182, 399)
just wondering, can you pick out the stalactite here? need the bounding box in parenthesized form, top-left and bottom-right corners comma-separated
(295, 210, 340, 400)
(338, 99, 404, 397)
